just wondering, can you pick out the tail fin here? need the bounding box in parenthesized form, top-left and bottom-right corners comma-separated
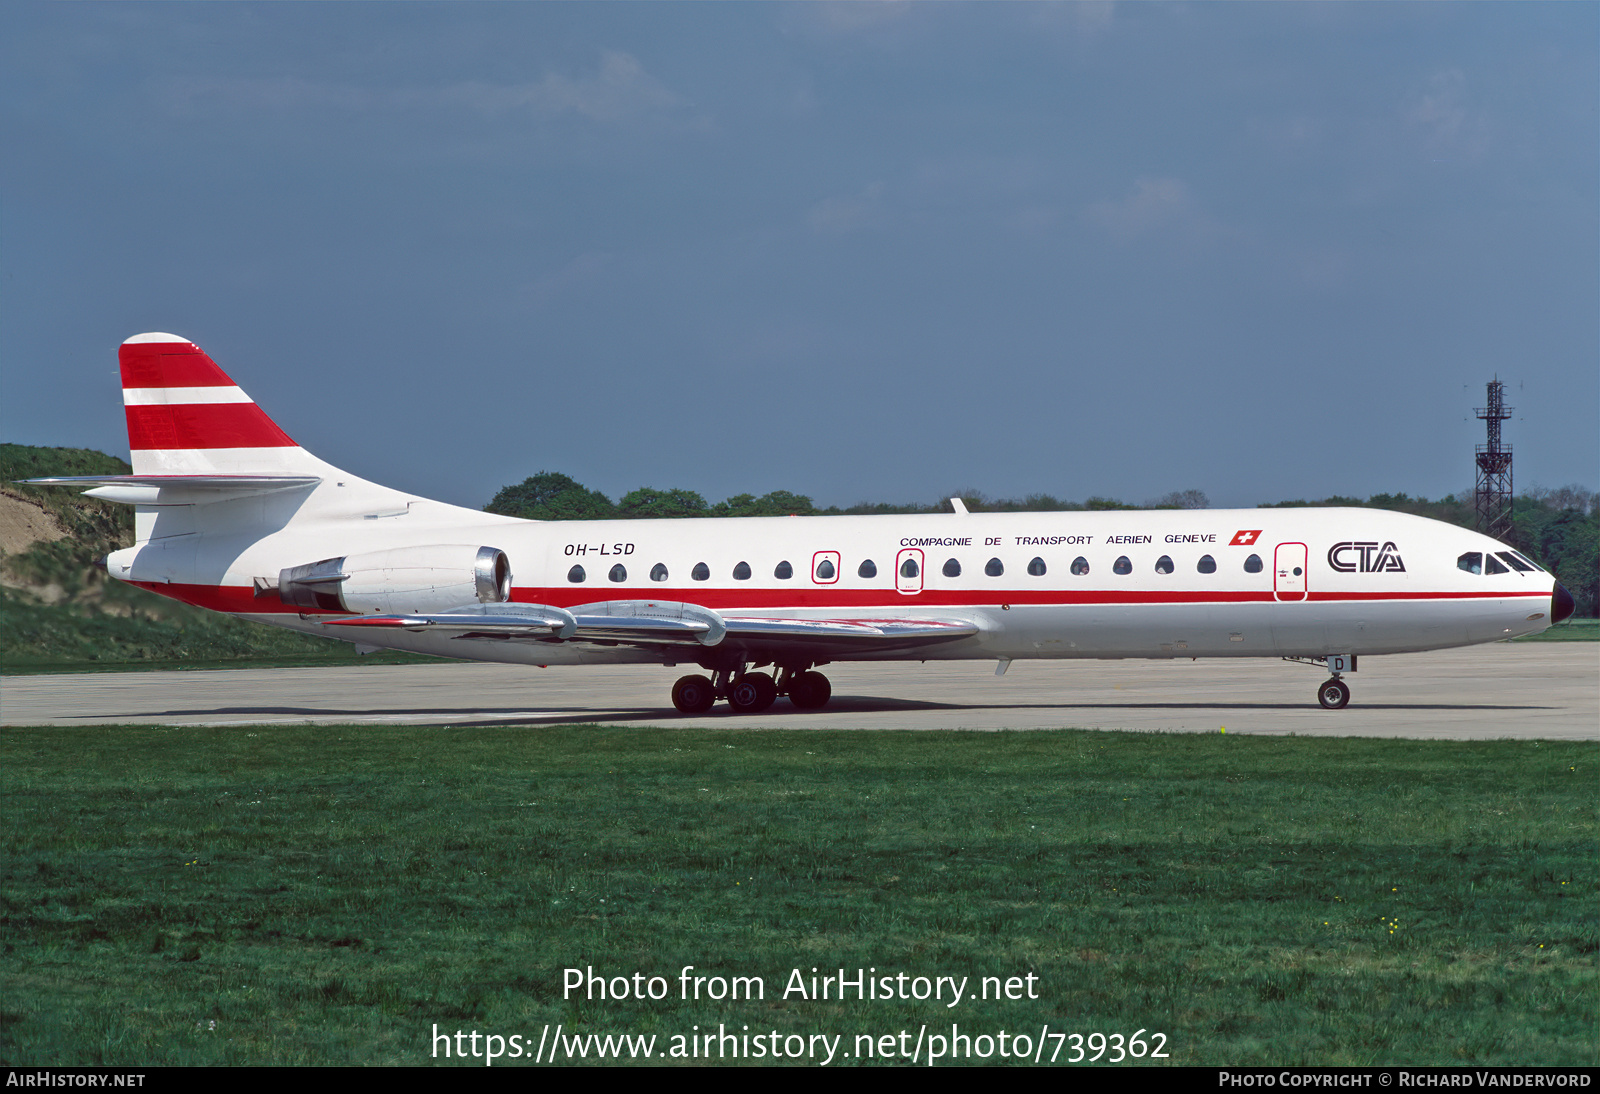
(120, 333, 324, 475)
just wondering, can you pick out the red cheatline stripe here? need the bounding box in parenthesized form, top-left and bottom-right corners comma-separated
(508, 586, 1548, 610)
(126, 403, 297, 450)
(130, 581, 1552, 617)
(120, 344, 236, 388)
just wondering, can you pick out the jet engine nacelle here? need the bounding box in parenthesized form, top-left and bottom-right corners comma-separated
(278, 545, 511, 614)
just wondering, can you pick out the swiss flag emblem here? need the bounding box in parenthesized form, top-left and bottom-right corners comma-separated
(1230, 529, 1263, 546)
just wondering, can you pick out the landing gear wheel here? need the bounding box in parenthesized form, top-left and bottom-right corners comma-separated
(672, 674, 716, 714)
(1317, 678, 1351, 710)
(788, 670, 832, 710)
(727, 672, 778, 713)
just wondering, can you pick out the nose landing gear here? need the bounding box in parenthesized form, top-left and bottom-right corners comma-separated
(1316, 676, 1351, 710)
(1285, 655, 1356, 709)
(669, 661, 833, 714)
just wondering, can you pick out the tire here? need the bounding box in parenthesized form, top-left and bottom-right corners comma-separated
(788, 670, 832, 710)
(1317, 678, 1351, 710)
(671, 674, 716, 714)
(727, 672, 777, 713)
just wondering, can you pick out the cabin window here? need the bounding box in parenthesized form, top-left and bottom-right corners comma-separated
(1154, 555, 1174, 574)
(650, 563, 669, 582)
(943, 558, 961, 578)
(1197, 554, 1217, 574)
(567, 565, 586, 583)
(774, 560, 793, 579)
(985, 557, 1004, 577)
(1484, 554, 1509, 575)
(1497, 551, 1535, 573)
(900, 557, 920, 579)
(1113, 556, 1132, 575)
(816, 558, 836, 580)
(608, 564, 627, 582)
(1028, 556, 1046, 576)
(858, 559, 877, 578)
(1457, 552, 1482, 574)
(692, 562, 710, 581)
(1071, 556, 1090, 576)
(732, 561, 752, 580)
(1244, 554, 1263, 573)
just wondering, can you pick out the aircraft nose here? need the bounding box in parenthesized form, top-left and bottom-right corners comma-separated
(1551, 581, 1575, 625)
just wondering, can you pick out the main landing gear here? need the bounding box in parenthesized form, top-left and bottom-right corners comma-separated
(670, 662, 832, 714)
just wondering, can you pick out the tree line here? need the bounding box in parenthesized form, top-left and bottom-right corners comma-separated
(485, 472, 1598, 617)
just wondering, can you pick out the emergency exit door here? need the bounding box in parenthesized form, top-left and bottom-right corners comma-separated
(1274, 542, 1308, 602)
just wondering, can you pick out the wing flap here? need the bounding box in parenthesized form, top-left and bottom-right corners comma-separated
(722, 616, 981, 656)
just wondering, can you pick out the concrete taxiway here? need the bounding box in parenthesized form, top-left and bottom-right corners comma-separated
(2, 643, 1594, 738)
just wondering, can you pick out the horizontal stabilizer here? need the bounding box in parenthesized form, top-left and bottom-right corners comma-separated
(20, 474, 321, 506)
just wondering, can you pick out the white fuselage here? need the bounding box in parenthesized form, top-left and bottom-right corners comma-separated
(110, 482, 1557, 668)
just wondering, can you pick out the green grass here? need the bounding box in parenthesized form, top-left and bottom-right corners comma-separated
(1514, 618, 1599, 641)
(0, 586, 442, 673)
(1, 726, 1593, 1067)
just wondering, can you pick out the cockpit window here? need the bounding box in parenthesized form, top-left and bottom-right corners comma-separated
(1496, 551, 1534, 573)
(1484, 554, 1509, 575)
(1457, 552, 1483, 575)
(1509, 550, 1545, 572)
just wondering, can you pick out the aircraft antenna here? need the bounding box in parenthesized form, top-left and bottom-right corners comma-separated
(1473, 377, 1514, 540)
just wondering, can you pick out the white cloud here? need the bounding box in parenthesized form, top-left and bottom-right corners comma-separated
(1406, 69, 1491, 159)
(808, 182, 886, 233)
(164, 51, 684, 125)
(1084, 176, 1198, 240)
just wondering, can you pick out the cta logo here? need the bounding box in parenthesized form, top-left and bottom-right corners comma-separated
(1327, 541, 1406, 573)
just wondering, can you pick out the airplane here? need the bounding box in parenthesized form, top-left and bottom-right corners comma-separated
(24, 333, 1575, 713)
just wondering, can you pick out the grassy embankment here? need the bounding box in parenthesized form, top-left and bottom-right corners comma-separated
(1, 443, 436, 673)
(1, 725, 1593, 1066)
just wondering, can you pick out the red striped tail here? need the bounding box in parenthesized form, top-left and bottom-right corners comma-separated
(120, 333, 319, 475)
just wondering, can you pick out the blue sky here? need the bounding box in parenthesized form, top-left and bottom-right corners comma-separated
(3, 2, 1594, 510)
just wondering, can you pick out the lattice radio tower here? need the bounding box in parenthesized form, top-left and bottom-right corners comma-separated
(1474, 378, 1513, 540)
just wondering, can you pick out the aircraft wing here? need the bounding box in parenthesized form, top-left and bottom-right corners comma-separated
(320, 601, 979, 659)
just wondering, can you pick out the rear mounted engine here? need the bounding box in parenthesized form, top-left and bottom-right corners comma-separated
(277, 545, 511, 614)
